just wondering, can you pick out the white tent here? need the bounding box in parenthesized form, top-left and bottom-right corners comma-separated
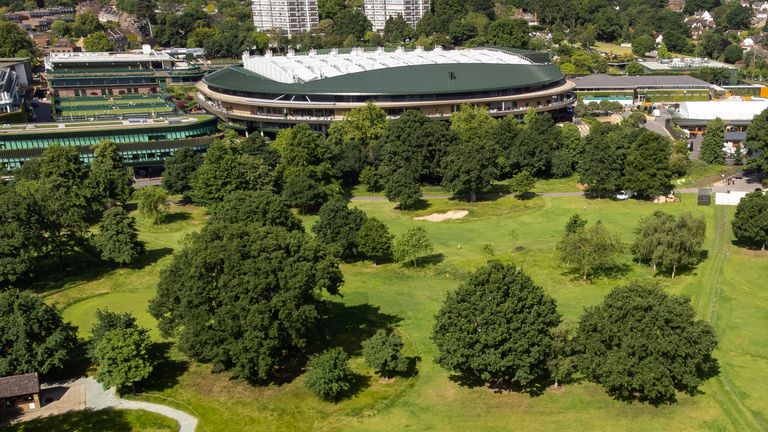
(677, 100, 768, 121)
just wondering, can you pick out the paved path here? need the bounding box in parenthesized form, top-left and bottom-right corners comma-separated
(350, 189, 700, 202)
(83, 377, 197, 432)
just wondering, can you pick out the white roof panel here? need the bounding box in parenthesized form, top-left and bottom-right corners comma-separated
(242, 48, 535, 84)
(678, 100, 768, 121)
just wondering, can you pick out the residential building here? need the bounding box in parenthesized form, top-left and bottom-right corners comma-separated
(251, 0, 318, 37)
(0, 58, 32, 113)
(364, 0, 430, 32)
(0, 373, 41, 415)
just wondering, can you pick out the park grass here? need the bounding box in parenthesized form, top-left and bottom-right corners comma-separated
(49, 194, 768, 431)
(594, 42, 633, 56)
(0, 409, 178, 432)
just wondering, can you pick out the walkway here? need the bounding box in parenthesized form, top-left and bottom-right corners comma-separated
(349, 189, 700, 202)
(83, 377, 197, 432)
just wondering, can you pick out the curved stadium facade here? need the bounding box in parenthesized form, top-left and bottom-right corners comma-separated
(196, 47, 576, 132)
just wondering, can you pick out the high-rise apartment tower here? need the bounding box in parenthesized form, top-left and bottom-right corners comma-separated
(364, 0, 430, 32)
(251, 0, 319, 37)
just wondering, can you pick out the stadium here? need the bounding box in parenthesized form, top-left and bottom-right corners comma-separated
(196, 46, 576, 133)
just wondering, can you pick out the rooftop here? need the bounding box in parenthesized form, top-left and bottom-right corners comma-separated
(573, 74, 711, 89)
(677, 100, 768, 121)
(641, 58, 736, 71)
(47, 50, 174, 64)
(242, 47, 537, 84)
(0, 373, 39, 399)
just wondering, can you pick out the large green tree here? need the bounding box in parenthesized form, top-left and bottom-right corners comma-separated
(505, 112, 563, 177)
(575, 282, 719, 405)
(622, 130, 673, 197)
(743, 108, 768, 173)
(312, 197, 367, 260)
(150, 223, 343, 382)
(162, 147, 203, 196)
(357, 217, 394, 264)
(732, 191, 768, 251)
(93, 327, 155, 393)
(89, 140, 133, 206)
(393, 226, 433, 266)
(0, 185, 42, 286)
(432, 261, 561, 390)
(0, 290, 80, 377)
(700, 118, 725, 165)
(579, 123, 633, 197)
(0, 20, 36, 57)
(134, 186, 168, 224)
(92, 207, 145, 266)
(442, 105, 501, 202)
(384, 169, 423, 210)
(484, 18, 530, 48)
(83, 32, 114, 52)
(210, 190, 303, 231)
(327, 102, 387, 184)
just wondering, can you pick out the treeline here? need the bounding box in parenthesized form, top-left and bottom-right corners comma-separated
(0, 141, 145, 287)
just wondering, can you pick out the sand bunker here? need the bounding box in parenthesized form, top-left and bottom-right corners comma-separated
(413, 210, 469, 222)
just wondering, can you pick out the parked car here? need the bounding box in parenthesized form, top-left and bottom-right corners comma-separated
(616, 190, 634, 200)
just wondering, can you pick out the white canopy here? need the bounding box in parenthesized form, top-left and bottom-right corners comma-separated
(678, 100, 768, 121)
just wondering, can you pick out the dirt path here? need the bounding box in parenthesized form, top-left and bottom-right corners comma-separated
(83, 377, 197, 432)
(695, 207, 762, 431)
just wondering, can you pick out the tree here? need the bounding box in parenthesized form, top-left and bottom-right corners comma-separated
(134, 186, 168, 224)
(442, 105, 500, 202)
(210, 190, 303, 232)
(622, 130, 673, 197)
(485, 18, 530, 49)
(625, 62, 645, 75)
(327, 102, 387, 184)
(393, 226, 433, 266)
(432, 261, 561, 390)
(83, 32, 115, 52)
(0, 185, 42, 286)
(505, 111, 563, 177)
(723, 44, 743, 64)
(579, 123, 634, 197)
(90, 309, 140, 351)
(93, 327, 155, 393)
(508, 171, 536, 198)
(357, 217, 394, 264)
(162, 148, 203, 196)
(362, 329, 408, 378)
(0, 290, 79, 376)
(385, 169, 423, 210)
(0, 21, 36, 57)
(51, 19, 69, 38)
(149, 224, 343, 382)
(732, 191, 768, 251)
(14, 145, 92, 260)
(72, 12, 102, 37)
(564, 214, 587, 235)
(191, 137, 277, 205)
(557, 220, 623, 282)
(384, 14, 413, 43)
(89, 140, 133, 206)
(743, 108, 768, 173)
(700, 118, 725, 165)
(632, 35, 655, 57)
(723, 3, 752, 30)
(312, 197, 367, 260)
(304, 348, 354, 401)
(92, 207, 145, 266)
(631, 211, 706, 278)
(575, 282, 719, 405)
(282, 172, 327, 214)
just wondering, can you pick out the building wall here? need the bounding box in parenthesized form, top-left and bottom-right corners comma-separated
(364, 0, 430, 31)
(252, 0, 318, 36)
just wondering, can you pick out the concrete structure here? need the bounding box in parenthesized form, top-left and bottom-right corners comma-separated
(639, 58, 739, 85)
(572, 74, 712, 105)
(364, 0, 430, 32)
(44, 46, 205, 99)
(0, 59, 32, 114)
(197, 47, 576, 133)
(251, 0, 318, 36)
(0, 373, 41, 416)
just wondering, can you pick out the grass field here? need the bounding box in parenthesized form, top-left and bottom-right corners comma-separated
(37, 194, 768, 432)
(0, 410, 178, 431)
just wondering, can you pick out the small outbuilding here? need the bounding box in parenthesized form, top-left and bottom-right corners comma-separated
(698, 188, 712, 206)
(0, 373, 41, 414)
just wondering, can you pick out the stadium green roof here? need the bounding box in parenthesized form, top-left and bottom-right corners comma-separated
(203, 63, 565, 97)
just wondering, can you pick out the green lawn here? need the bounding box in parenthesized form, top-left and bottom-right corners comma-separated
(43, 195, 768, 431)
(0, 410, 178, 432)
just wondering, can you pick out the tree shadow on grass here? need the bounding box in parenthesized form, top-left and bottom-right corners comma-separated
(341, 373, 372, 401)
(559, 263, 632, 282)
(319, 301, 403, 355)
(1, 408, 139, 430)
(132, 342, 189, 393)
(128, 247, 173, 270)
(162, 212, 191, 224)
(401, 253, 445, 268)
(401, 199, 430, 211)
(447, 373, 549, 397)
